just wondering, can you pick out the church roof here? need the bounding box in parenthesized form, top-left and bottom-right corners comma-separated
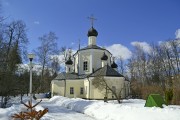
(54, 65, 123, 81)
(74, 45, 112, 56)
(89, 65, 124, 77)
(53, 72, 88, 80)
(79, 45, 105, 51)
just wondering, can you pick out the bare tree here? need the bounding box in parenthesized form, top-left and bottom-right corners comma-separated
(127, 39, 180, 102)
(60, 46, 68, 62)
(4, 20, 28, 60)
(169, 39, 180, 74)
(50, 56, 60, 76)
(127, 45, 149, 86)
(34, 32, 58, 92)
(116, 56, 125, 75)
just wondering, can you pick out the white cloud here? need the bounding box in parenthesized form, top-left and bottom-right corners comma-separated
(175, 29, 180, 39)
(106, 44, 132, 60)
(34, 21, 40, 25)
(131, 41, 152, 54)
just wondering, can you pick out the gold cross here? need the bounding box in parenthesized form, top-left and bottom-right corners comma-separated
(88, 15, 97, 27)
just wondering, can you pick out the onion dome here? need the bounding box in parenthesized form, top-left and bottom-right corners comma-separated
(111, 61, 118, 68)
(87, 27, 98, 37)
(101, 52, 108, 60)
(65, 57, 73, 65)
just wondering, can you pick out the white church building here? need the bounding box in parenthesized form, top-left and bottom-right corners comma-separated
(51, 21, 130, 100)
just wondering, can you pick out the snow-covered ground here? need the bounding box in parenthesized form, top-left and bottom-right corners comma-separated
(0, 95, 180, 120)
(40, 99, 95, 120)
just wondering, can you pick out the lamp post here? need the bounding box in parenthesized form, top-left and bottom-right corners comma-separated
(28, 53, 35, 101)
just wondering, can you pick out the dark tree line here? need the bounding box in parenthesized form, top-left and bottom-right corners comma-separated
(0, 19, 28, 107)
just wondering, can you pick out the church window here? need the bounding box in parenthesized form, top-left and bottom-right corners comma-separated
(83, 61, 88, 71)
(69, 68, 70, 72)
(70, 87, 74, 94)
(80, 87, 84, 94)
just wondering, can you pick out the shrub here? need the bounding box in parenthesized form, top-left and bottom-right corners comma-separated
(165, 89, 173, 105)
(12, 100, 48, 120)
(141, 85, 164, 99)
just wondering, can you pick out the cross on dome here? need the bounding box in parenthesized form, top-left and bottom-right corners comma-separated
(87, 15, 98, 37)
(88, 15, 97, 27)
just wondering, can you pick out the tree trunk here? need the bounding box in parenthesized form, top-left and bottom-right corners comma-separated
(1, 96, 3, 108)
(117, 99, 121, 104)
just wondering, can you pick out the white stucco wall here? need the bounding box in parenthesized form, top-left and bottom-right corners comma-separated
(65, 79, 85, 98)
(89, 76, 128, 99)
(51, 79, 85, 98)
(51, 76, 130, 100)
(73, 49, 111, 75)
(51, 80, 65, 96)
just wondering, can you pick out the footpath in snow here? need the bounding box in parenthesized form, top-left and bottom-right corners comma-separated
(40, 99, 95, 120)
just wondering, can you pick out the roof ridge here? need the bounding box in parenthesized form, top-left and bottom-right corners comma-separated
(89, 65, 124, 77)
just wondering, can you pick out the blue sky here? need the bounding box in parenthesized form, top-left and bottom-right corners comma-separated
(1, 0, 180, 59)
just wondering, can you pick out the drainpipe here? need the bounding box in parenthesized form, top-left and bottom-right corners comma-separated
(74, 56, 75, 73)
(64, 73, 66, 97)
(87, 76, 90, 100)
